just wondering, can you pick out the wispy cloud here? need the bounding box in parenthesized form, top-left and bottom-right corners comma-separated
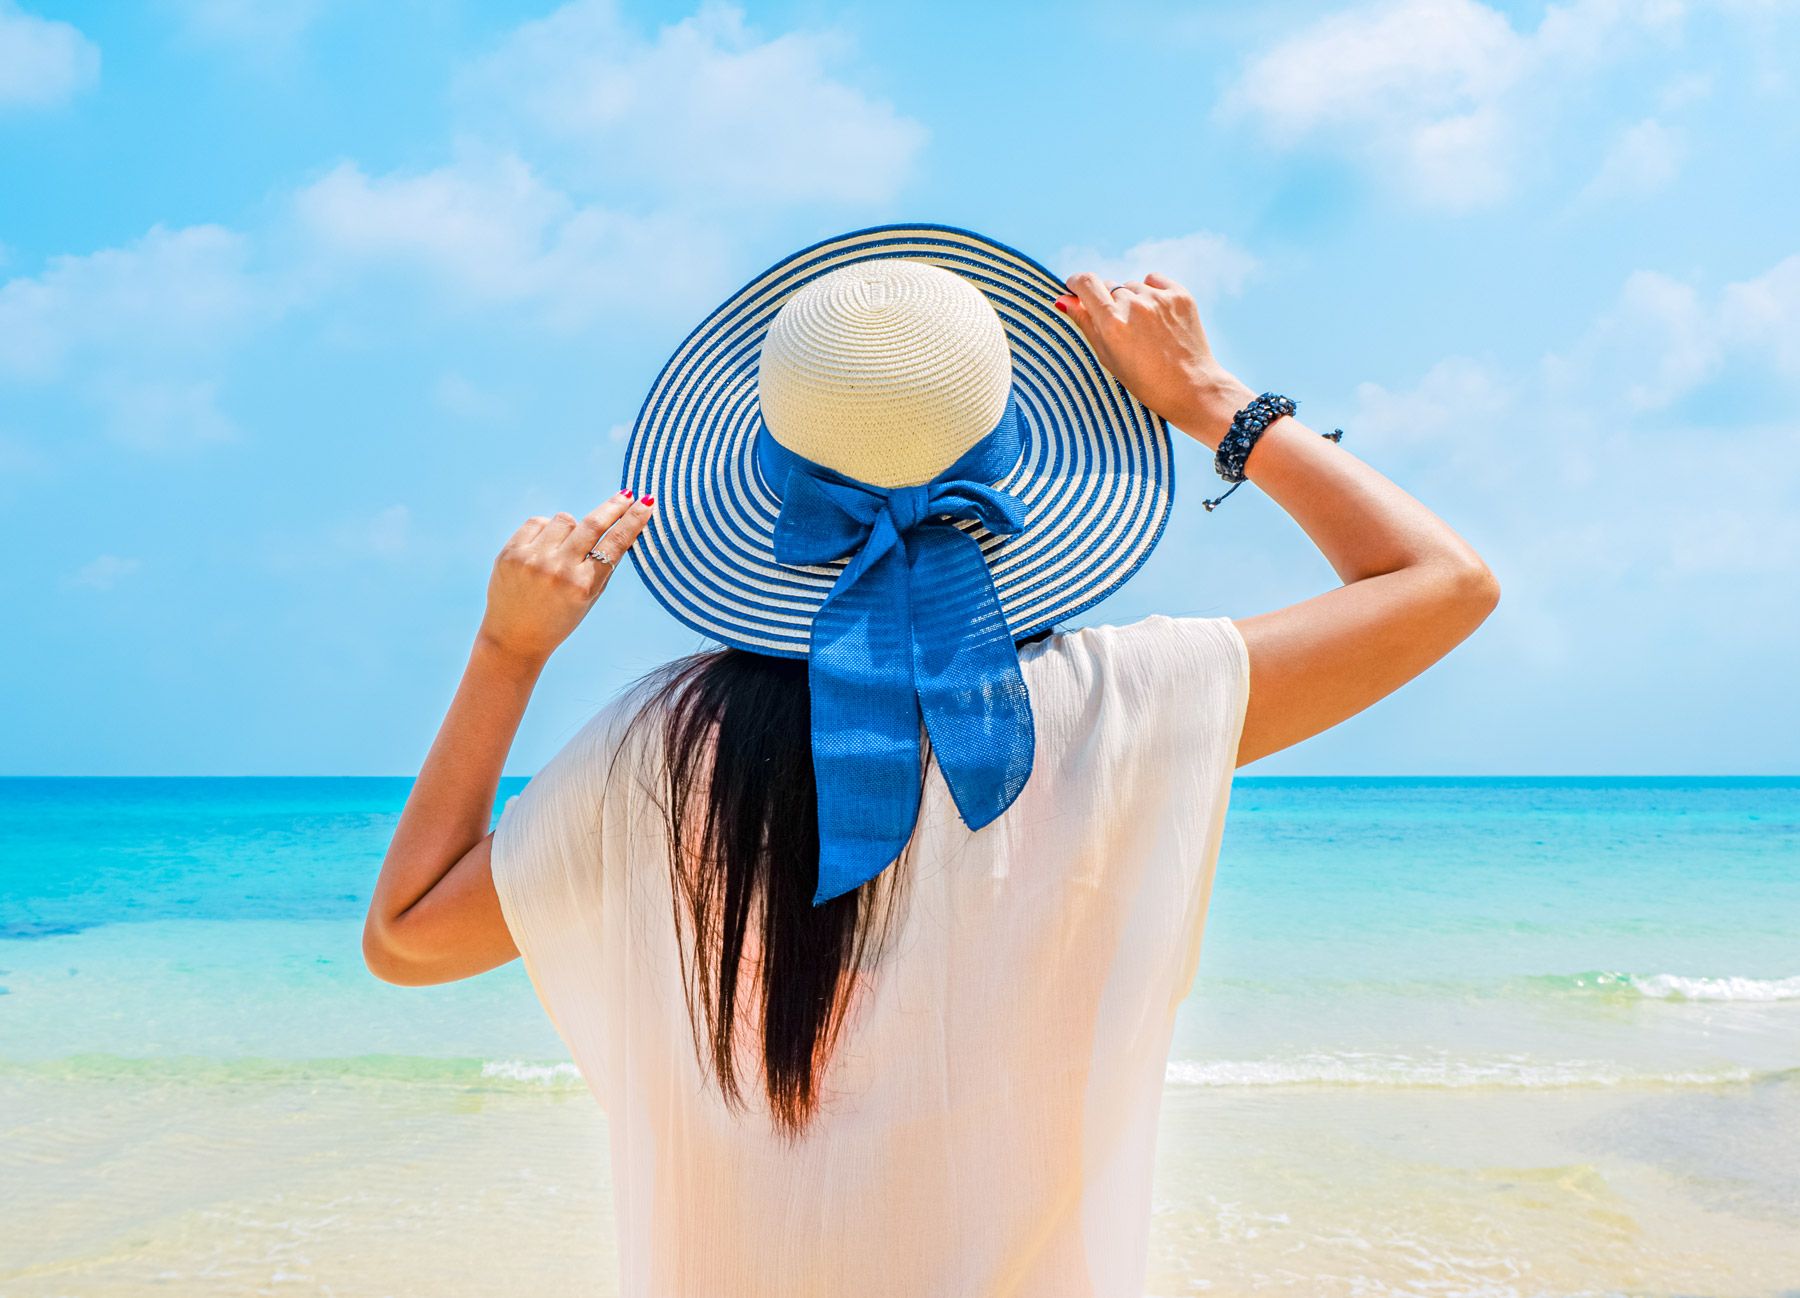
(1350, 253, 1800, 624)
(68, 554, 143, 590)
(0, 224, 265, 449)
(261, 503, 419, 573)
(1053, 232, 1260, 304)
(1217, 0, 1688, 211)
(292, 150, 730, 328)
(336, 503, 412, 561)
(1722, 254, 1800, 376)
(433, 372, 508, 422)
(159, 0, 329, 59)
(0, 1, 99, 110)
(1547, 254, 1800, 409)
(0, 224, 258, 379)
(289, 3, 922, 326)
(1347, 355, 1512, 465)
(459, 0, 926, 206)
(1576, 117, 1685, 205)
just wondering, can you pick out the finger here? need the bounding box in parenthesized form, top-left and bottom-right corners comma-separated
(1142, 271, 1186, 298)
(563, 490, 637, 557)
(588, 495, 656, 571)
(1064, 272, 1121, 324)
(1053, 288, 1094, 342)
(537, 511, 578, 550)
(508, 515, 551, 549)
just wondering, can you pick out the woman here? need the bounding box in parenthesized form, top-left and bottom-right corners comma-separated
(364, 226, 1498, 1297)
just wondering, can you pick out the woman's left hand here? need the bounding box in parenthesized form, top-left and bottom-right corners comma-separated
(476, 490, 656, 670)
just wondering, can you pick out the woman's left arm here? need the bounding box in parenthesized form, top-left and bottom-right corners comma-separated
(362, 492, 655, 986)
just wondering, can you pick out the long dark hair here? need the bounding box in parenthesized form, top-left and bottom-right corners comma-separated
(626, 648, 906, 1140)
(626, 632, 1048, 1139)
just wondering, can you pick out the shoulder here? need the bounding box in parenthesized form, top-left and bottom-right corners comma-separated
(1019, 613, 1251, 759)
(494, 675, 665, 854)
(1023, 613, 1247, 685)
(512, 684, 651, 798)
(489, 676, 669, 944)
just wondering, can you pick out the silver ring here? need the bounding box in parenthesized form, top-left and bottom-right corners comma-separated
(585, 550, 614, 567)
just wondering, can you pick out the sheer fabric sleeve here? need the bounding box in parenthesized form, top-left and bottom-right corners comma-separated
(1070, 613, 1253, 1007)
(1091, 613, 1252, 773)
(489, 700, 629, 1044)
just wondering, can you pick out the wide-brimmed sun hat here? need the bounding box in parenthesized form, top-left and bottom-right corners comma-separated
(621, 223, 1173, 905)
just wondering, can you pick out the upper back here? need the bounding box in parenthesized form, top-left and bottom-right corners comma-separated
(490, 613, 1251, 1297)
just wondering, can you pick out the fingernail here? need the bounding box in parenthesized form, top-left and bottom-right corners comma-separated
(640, 495, 656, 507)
(620, 489, 635, 499)
(1052, 297, 1068, 313)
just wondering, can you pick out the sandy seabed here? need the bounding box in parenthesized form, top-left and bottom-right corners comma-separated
(4, 1069, 1797, 1298)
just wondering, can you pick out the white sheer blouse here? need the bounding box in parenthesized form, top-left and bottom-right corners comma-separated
(492, 613, 1252, 1297)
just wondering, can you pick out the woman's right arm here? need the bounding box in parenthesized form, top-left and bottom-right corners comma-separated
(1057, 271, 1500, 768)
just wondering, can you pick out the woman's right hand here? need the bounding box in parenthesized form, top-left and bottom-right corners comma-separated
(1055, 271, 1253, 449)
(477, 490, 656, 671)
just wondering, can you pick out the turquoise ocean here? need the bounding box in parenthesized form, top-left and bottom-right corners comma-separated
(3, 776, 1798, 1296)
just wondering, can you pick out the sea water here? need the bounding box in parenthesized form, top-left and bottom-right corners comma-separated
(2, 776, 1797, 1296)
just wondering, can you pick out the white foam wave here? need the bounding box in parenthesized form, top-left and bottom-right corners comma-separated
(480, 1059, 583, 1086)
(1163, 1053, 1757, 1090)
(1624, 973, 1800, 1002)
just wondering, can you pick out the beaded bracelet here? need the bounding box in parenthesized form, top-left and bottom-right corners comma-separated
(1203, 391, 1345, 512)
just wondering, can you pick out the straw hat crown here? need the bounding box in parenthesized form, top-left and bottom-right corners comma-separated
(757, 260, 1014, 490)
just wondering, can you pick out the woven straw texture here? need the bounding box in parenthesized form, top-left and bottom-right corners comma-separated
(621, 223, 1175, 658)
(759, 260, 1013, 489)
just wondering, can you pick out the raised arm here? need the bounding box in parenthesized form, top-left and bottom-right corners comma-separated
(362, 492, 655, 985)
(1057, 272, 1499, 768)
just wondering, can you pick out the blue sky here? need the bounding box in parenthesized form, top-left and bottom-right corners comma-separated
(2, 0, 1795, 776)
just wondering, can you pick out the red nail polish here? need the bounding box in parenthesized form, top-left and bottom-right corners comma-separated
(1052, 298, 1068, 312)
(641, 495, 656, 507)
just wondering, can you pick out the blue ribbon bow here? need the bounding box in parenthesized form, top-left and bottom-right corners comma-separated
(757, 396, 1037, 905)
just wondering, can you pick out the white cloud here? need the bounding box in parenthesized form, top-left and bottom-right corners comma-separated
(335, 504, 412, 560)
(1665, 504, 1800, 574)
(1560, 268, 1717, 409)
(1053, 231, 1259, 303)
(261, 503, 425, 574)
(0, 224, 258, 379)
(69, 554, 143, 590)
(1548, 254, 1800, 409)
(1219, 0, 1687, 210)
(0, 2, 99, 110)
(1227, 0, 1524, 140)
(93, 377, 238, 450)
(287, 4, 925, 328)
(1353, 254, 1800, 633)
(1578, 117, 1685, 203)
(161, 0, 327, 55)
(433, 372, 508, 422)
(1656, 69, 1713, 110)
(1721, 253, 1800, 375)
(0, 224, 263, 449)
(1348, 356, 1512, 460)
(460, 0, 926, 206)
(293, 151, 729, 328)
(1533, 0, 1684, 59)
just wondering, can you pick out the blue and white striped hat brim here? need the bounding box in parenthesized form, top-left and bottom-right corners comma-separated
(621, 222, 1174, 657)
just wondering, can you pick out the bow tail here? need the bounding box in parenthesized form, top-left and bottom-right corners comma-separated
(908, 526, 1036, 830)
(805, 543, 927, 906)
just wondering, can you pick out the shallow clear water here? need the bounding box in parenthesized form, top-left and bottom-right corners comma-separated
(3, 776, 1798, 1295)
